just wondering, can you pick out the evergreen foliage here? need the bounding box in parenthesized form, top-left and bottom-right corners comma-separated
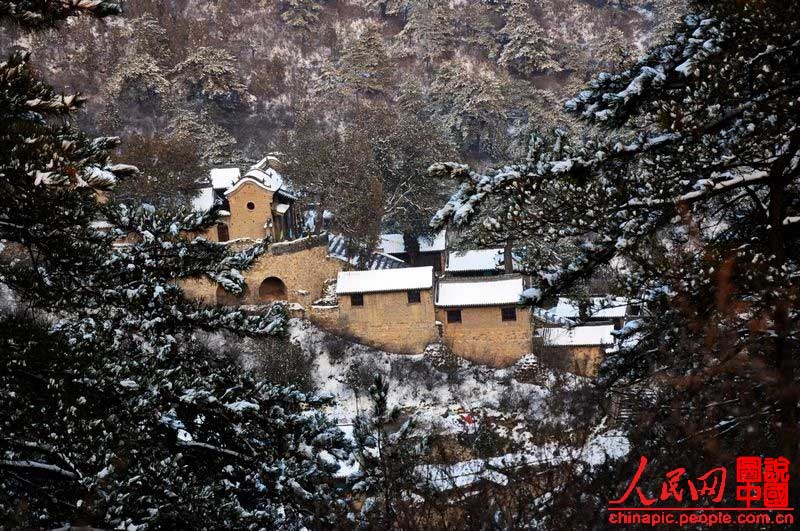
(279, 0, 324, 31)
(498, 0, 561, 76)
(432, 0, 800, 521)
(0, 7, 348, 528)
(340, 24, 393, 96)
(350, 375, 426, 528)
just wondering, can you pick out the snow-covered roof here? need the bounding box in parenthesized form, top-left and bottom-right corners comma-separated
(379, 230, 446, 255)
(538, 324, 616, 347)
(224, 176, 276, 197)
(244, 167, 284, 192)
(191, 186, 215, 212)
(547, 297, 630, 319)
(210, 167, 240, 190)
(328, 234, 407, 271)
(446, 248, 504, 272)
(436, 276, 525, 308)
(336, 266, 433, 295)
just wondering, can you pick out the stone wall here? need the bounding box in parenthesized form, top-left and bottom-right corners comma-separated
(245, 239, 344, 307)
(535, 344, 605, 378)
(437, 306, 533, 367)
(310, 289, 439, 354)
(180, 235, 346, 307)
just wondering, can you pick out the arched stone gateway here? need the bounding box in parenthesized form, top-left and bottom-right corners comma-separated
(216, 283, 250, 306)
(259, 277, 287, 303)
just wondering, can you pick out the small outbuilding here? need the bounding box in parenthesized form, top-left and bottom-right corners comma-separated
(334, 266, 438, 353)
(534, 324, 616, 377)
(444, 248, 519, 276)
(435, 275, 532, 367)
(379, 231, 447, 271)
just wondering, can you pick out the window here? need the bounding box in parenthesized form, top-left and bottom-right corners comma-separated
(247, 201, 255, 210)
(407, 290, 421, 304)
(446, 309, 461, 323)
(217, 223, 229, 242)
(501, 307, 517, 322)
(351, 293, 364, 307)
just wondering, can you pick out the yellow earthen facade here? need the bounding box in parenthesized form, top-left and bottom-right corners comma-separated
(225, 181, 274, 241)
(310, 289, 438, 354)
(436, 306, 534, 367)
(181, 236, 347, 307)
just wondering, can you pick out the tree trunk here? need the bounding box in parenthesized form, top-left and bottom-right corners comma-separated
(503, 239, 514, 274)
(766, 133, 799, 497)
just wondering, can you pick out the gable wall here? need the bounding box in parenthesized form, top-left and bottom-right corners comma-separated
(437, 306, 533, 367)
(226, 181, 274, 240)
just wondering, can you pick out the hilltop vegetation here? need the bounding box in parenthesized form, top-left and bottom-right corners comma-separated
(0, 0, 684, 166)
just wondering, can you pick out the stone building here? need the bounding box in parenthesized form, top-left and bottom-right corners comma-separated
(192, 158, 300, 243)
(181, 234, 348, 308)
(177, 163, 633, 376)
(314, 266, 438, 353)
(435, 275, 533, 367)
(534, 296, 634, 330)
(533, 324, 616, 377)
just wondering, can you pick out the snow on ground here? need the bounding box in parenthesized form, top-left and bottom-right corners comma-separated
(286, 318, 599, 448)
(416, 425, 630, 492)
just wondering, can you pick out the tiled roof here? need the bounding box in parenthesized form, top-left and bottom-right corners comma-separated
(436, 276, 525, 307)
(336, 266, 434, 295)
(328, 234, 407, 270)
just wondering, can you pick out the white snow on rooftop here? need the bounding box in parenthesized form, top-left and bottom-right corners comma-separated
(549, 297, 629, 319)
(436, 277, 524, 307)
(446, 248, 504, 272)
(210, 167, 240, 190)
(336, 266, 433, 295)
(245, 167, 284, 192)
(191, 186, 215, 212)
(538, 324, 616, 347)
(380, 230, 446, 255)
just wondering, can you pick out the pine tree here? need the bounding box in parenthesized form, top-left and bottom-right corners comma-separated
(340, 24, 393, 96)
(0, 6, 349, 528)
(432, 0, 800, 521)
(169, 110, 238, 164)
(171, 47, 249, 112)
(106, 51, 171, 113)
(429, 60, 508, 158)
(279, 0, 323, 32)
(395, 0, 454, 66)
(498, 0, 561, 76)
(350, 375, 427, 527)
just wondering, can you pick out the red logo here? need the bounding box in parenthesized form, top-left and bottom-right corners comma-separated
(607, 456, 794, 527)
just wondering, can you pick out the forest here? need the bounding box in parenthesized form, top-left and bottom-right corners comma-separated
(1, 0, 798, 529)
